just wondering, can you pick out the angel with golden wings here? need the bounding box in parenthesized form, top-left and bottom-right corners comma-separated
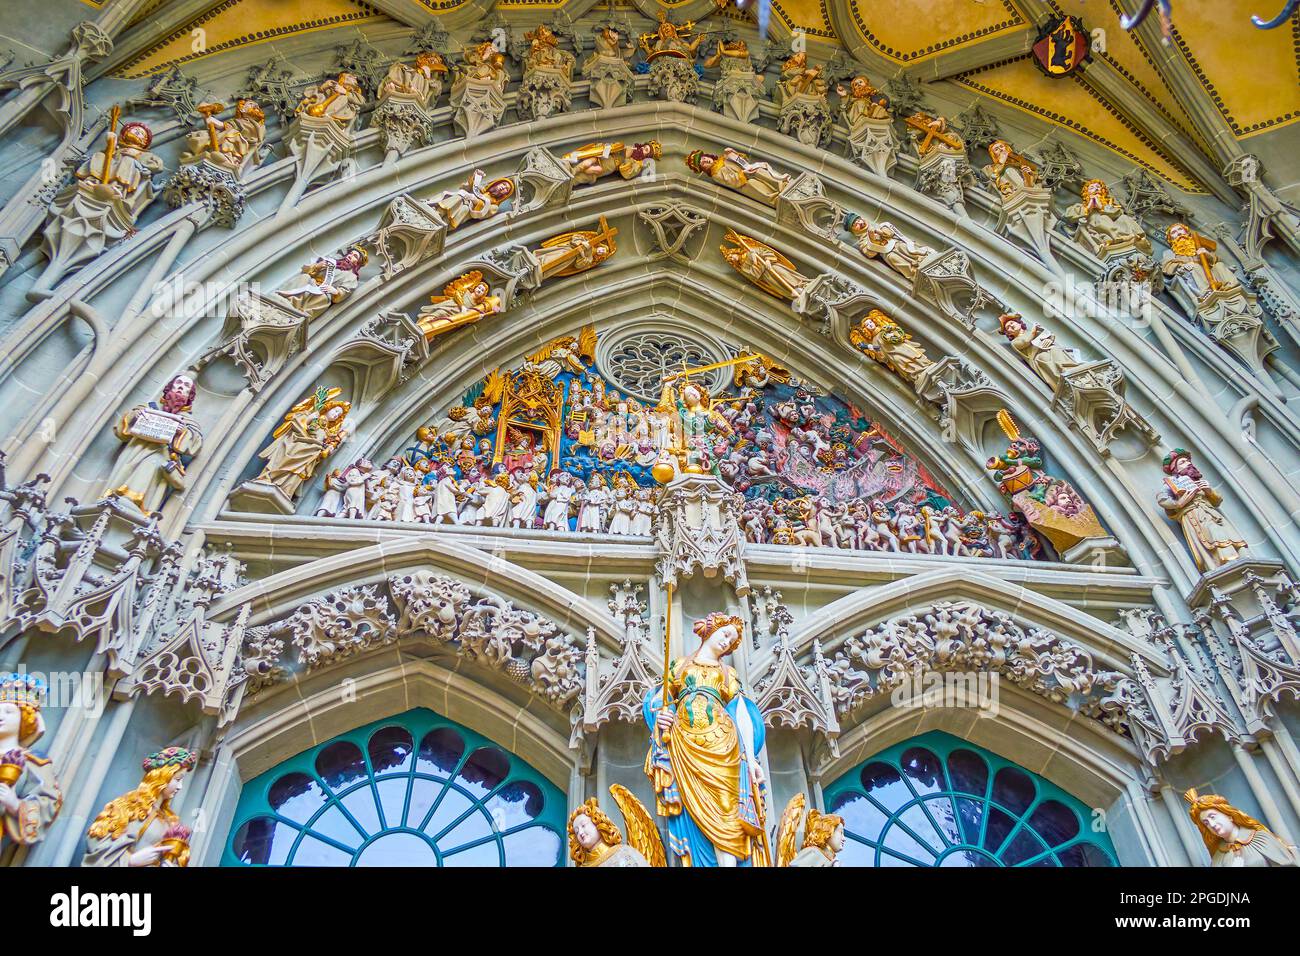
(531, 217, 618, 283)
(567, 786, 665, 867)
(775, 793, 847, 867)
(720, 230, 811, 302)
(416, 270, 504, 342)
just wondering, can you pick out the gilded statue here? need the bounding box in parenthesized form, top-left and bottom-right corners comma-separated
(1161, 223, 1242, 301)
(643, 612, 770, 866)
(377, 51, 448, 106)
(986, 410, 1107, 555)
(178, 99, 266, 174)
(775, 793, 846, 867)
(297, 71, 366, 124)
(1063, 179, 1150, 255)
(83, 747, 196, 867)
(776, 51, 827, 101)
(905, 111, 964, 158)
(254, 387, 352, 501)
(1185, 789, 1297, 867)
(720, 229, 810, 301)
(998, 313, 1084, 394)
(0, 674, 62, 851)
(276, 245, 367, 319)
(417, 271, 504, 342)
(1157, 448, 1249, 573)
(685, 147, 792, 207)
(582, 26, 636, 109)
(837, 76, 890, 123)
(104, 372, 203, 513)
(567, 787, 666, 867)
(450, 42, 509, 137)
(528, 216, 618, 282)
(845, 214, 936, 281)
(848, 309, 935, 389)
(983, 139, 1041, 196)
(561, 140, 660, 185)
(431, 170, 515, 229)
(639, 11, 705, 60)
(524, 24, 572, 76)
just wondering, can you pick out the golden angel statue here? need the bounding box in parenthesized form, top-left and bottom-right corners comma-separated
(1185, 789, 1297, 867)
(1157, 448, 1249, 572)
(567, 786, 666, 867)
(720, 230, 811, 302)
(643, 612, 770, 867)
(775, 793, 847, 867)
(530, 217, 618, 283)
(416, 271, 504, 342)
(83, 747, 197, 867)
(254, 386, 352, 501)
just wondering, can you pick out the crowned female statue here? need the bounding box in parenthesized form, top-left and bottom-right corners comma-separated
(643, 612, 770, 867)
(83, 747, 197, 867)
(0, 673, 62, 851)
(1185, 789, 1297, 867)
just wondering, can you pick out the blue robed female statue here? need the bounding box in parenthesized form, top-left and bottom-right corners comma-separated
(642, 611, 770, 866)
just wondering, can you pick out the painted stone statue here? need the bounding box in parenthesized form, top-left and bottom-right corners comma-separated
(253, 387, 352, 501)
(1161, 222, 1244, 301)
(371, 52, 448, 156)
(848, 309, 937, 393)
(450, 42, 509, 138)
(276, 245, 367, 319)
(985, 410, 1107, 555)
(1064, 179, 1150, 258)
(775, 52, 833, 147)
(567, 787, 665, 867)
(845, 214, 936, 281)
(720, 229, 810, 301)
(582, 26, 636, 110)
(518, 24, 576, 119)
(837, 75, 895, 176)
(704, 38, 765, 124)
(638, 11, 705, 103)
(1185, 789, 1297, 867)
(643, 612, 770, 867)
(775, 793, 845, 867)
(998, 313, 1084, 393)
(431, 170, 515, 230)
(178, 99, 266, 175)
(83, 747, 197, 867)
(561, 141, 660, 185)
(527, 216, 618, 283)
(1157, 448, 1248, 573)
(104, 373, 203, 513)
(0, 674, 62, 850)
(417, 271, 504, 342)
(297, 71, 366, 125)
(686, 147, 791, 207)
(378, 51, 448, 107)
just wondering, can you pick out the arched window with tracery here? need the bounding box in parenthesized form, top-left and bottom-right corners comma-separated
(824, 732, 1117, 867)
(223, 708, 565, 866)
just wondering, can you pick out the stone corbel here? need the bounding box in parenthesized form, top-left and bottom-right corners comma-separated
(510, 146, 574, 218)
(844, 115, 897, 178)
(777, 91, 833, 148)
(518, 52, 576, 120)
(1223, 154, 1300, 263)
(792, 273, 873, 340)
(192, 290, 311, 394)
(775, 172, 843, 242)
(330, 309, 427, 403)
(366, 193, 448, 279)
(283, 113, 357, 208)
(911, 247, 1004, 331)
(163, 158, 248, 228)
(369, 92, 436, 160)
(1051, 360, 1160, 454)
(1188, 286, 1279, 384)
(645, 56, 699, 104)
(637, 201, 708, 263)
(654, 473, 749, 597)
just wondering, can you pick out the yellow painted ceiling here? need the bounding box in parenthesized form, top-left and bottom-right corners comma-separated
(954, 55, 1202, 191)
(845, 0, 1025, 62)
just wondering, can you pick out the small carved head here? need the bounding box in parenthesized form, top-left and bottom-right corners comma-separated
(568, 798, 622, 863)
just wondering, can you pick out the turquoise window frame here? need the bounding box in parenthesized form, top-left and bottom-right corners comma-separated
(222, 707, 566, 866)
(823, 731, 1118, 867)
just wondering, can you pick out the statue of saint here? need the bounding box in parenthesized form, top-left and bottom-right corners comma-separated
(67, 113, 163, 218)
(431, 170, 515, 229)
(276, 246, 367, 319)
(561, 141, 660, 184)
(720, 229, 810, 301)
(1186, 789, 1297, 867)
(179, 99, 266, 173)
(83, 747, 196, 867)
(643, 612, 770, 867)
(639, 12, 706, 60)
(1063, 179, 1149, 253)
(686, 147, 791, 206)
(0, 673, 61, 851)
(378, 52, 448, 106)
(296, 72, 366, 124)
(849, 309, 936, 388)
(1161, 223, 1243, 302)
(529, 217, 618, 283)
(777, 52, 828, 101)
(254, 387, 352, 501)
(837, 76, 890, 123)
(845, 214, 936, 281)
(1157, 448, 1249, 572)
(104, 373, 203, 513)
(567, 787, 665, 867)
(983, 139, 1041, 196)
(998, 313, 1083, 393)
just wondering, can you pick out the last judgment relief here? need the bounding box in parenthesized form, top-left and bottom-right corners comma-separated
(312, 329, 1047, 560)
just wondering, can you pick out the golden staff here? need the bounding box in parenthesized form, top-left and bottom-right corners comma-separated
(661, 353, 763, 384)
(661, 581, 673, 712)
(98, 105, 121, 186)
